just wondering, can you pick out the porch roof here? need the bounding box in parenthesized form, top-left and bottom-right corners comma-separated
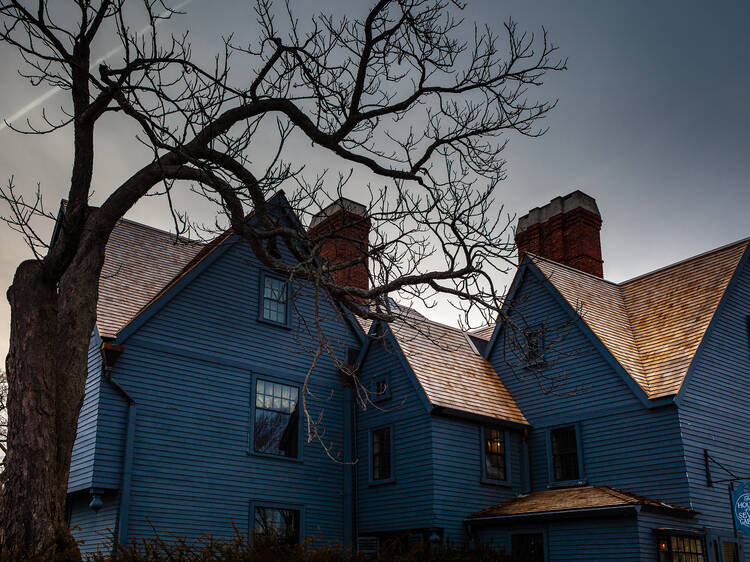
(467, 486, 695, 521)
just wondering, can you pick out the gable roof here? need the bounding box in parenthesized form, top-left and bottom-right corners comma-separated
(467, 485, 694, 520)
(388, 317, 527, 424)
(531, 238, 750, 399)
(470, 324, 496, 341)
(97, 218, 203, 338)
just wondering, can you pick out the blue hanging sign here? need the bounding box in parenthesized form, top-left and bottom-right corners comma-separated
(731, 481, 750, 536)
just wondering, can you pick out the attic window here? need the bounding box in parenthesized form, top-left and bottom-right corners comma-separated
(522, 327, 545, 366)
(261, 274, 288, 326)
(371, 373, 391, 402)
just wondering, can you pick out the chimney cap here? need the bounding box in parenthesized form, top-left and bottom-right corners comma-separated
(309, 197, 368, 228)
(517, 190, 600, 234)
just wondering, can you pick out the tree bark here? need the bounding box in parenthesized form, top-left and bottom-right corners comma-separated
(1, 234, 105, 559)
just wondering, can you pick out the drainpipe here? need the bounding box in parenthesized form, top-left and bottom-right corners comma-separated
(521, 428, 531, 494)
(341, 354, 359, 550)
(100, 343, 135, 548)
(343, 381, 354, 549)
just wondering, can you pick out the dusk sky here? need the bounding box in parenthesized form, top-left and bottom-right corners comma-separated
(0, 0, 748, 362)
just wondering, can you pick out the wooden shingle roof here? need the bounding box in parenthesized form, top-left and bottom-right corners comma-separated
(468, 486, 694, 519)
(97, 219, 203, 338)
(470, 324, 496, 341)
(390, 318, 527, 424)
(532, 238, 749, 399)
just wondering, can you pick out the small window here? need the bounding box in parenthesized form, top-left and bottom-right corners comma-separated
(254, 506, 300, 544)
(254, 379, 299, 458)
(483, 427, 507, 482)
(511, 532, 544, 562)
(371, 373, 390, 402)
(523, 327, 545, 366)
(371, 427, 392, 481)
(261, 275, 288, 325)
(657, 533, 706, 562)
(550, 426, 580, 482)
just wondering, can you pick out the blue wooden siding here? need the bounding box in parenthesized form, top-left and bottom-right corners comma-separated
(474, 515, 642, 561)
(356, 330, 435, 536)
(677, 251, 750, 559)
(78, 233, 360, 550)
(487, 268, 691, 506)
(91, 370, 129, 491)
(68, 331, 104, 492)
(68, 491, 118, 556)
(431, 416, 522, 545)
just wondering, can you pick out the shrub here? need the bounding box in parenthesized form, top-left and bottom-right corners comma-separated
(82, 531, 505, 562)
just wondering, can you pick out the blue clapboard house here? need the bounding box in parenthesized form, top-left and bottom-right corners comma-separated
(65, 190, 750, 561)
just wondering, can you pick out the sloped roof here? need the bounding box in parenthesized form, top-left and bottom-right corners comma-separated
(470, 324, 496, 341)
(389, 318, 527, 424)
(531, 238, 749, 398)
(467, 485, 694, 519)
(97, 219, 203, 338)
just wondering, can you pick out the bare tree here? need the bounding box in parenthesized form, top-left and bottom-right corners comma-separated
(0, 0, 564, 556)
(0, 369, 7, 473)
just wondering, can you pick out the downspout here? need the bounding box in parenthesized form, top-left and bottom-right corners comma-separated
(100, 343, 135, 548)
(521, 428, 531, 494)
(343, 380, 354, 549)
(341, 352, 359, 550)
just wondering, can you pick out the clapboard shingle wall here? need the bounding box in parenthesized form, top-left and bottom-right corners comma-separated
(677, 246, 750, 557)
(65, 190, 750, 561)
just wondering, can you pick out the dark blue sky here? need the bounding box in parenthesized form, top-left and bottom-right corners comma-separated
(0, 0, 748, 357)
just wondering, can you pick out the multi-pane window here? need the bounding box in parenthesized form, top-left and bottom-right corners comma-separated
(657, 533, 706, 562)
(262, 276, 287, 324)
(550, 426, 580, 482)
(371, 427, 392, 481)
(511, 533, 544, 562)
(254, 380, 299, 458)
(254, 506, 300, 544)
(483, 427, 506, 481)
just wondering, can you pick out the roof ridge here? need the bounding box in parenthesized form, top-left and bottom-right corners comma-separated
(394, 314, 469, 335)
(115, 216, 205, 246)
(525, 253, 621, 286)
(620, 236, 750, 286)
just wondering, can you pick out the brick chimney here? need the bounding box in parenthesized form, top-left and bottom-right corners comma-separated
(515, 190, 603, 277)
(308, 198, 370, 290)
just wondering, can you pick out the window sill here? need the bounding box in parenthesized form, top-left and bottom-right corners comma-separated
(257, 316, 291, 330)
(481, 477, 513, 488)
(368, 477, 396, 487)
(248, 449, 304, 463)
(547, 478, 587, 489)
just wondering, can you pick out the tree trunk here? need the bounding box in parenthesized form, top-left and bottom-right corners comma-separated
(1, 246, 102, 559)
